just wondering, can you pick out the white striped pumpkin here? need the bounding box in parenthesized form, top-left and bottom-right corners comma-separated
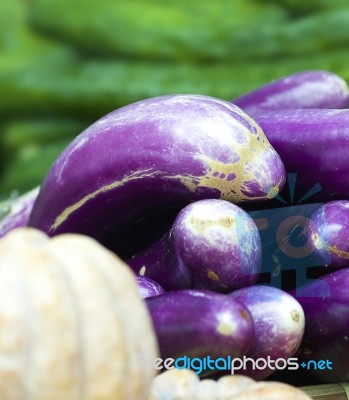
(0, 227, 158, 400)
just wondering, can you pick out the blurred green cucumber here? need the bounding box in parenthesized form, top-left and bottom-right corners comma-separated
(1, 50, 349, 119)
(0, 0, 76, 72)
(261, 0, 349, 14)
(0, 139, 72, 200)
(28, 0, 349, 61)
(2, 118, 91, 150)
(28, 0, 289, 61)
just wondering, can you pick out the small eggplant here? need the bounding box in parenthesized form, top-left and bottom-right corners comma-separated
(230, 285, 305, 380)
(233, 70, 349, 114)
(128, 199, 262, 292)
(291, 268, 349, 382)
(305, 200, 349, 269)
(136, 276, 165, 299)
(146, 289, 254, 377)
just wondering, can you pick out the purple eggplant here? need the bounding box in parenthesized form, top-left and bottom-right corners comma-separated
(0, 187, 39, 238)
(251, 109, 349, 203)
(28, 95, 285, 243)
(292, 268, 349, 382)
(136, 275, 165, 299)
(233, 70, 349, 114)
(230, 285, 305, 380)
(146, 289, 254, 376)
(128, 199, 262, 292)
(305, 200, 349, 269)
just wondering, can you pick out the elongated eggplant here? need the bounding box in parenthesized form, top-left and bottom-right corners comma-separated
(230, 285, 305, 380)
(136, 276, 165, 299)
(28, 95, 285, 243)
(305, 200, 349, 269)
(251, 109, 349, 203)
(291, 268, 349, 382)
(128, 199, 262, 291)
(0, 187, 39, 238)
(233, 70, 349, 114)
(146, 289, 254, 377)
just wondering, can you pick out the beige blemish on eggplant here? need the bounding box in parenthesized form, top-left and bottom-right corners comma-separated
(328, 245, 349, 260)
(208, 270, 219, 281)
(217, 321, 234, 336)
(189, 216, 235, 234)
(291, 309, 300, 323)
(312, 233, 324, 250)
(240, 309, 250, 321)
(193, 123, 281, 203)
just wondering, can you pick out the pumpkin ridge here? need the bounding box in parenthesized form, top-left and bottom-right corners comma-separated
(16, 249, 35, 400)
(52, 237, 129, 399)
(49, 246, 86, 400)
(21, 246, 80, 400)
(86, 251, 133, 399)
(89, 248, 156, 399)
(0, 251, 29, 400)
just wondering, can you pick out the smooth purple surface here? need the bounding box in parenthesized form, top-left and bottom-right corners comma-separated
(230, 285, 305, 380)
(128, 199, 262, 292)
(128, 232, 191, 290)
(136, 275, 165, 299)
(291, 268, 349, 382)
(0, 187, 40, 238)
(146, 289, 254, 375)
(305, 201, 349, 269)
(233, 70, 349, 114)
(28, 94, 285, 244)
(252, 109, 349, 203)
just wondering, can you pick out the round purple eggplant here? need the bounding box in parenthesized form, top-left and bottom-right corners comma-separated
(252, 109, 349, 203)
(128, 199, 262, 292)
(146, 289, 254, 377)
(233, 70, 349, 114)
(0, 187, 39, 238)
(28, 94, 285, 243)
(291, 268, 349, 382)
(230, 285, 305, 380)
(305, 200, 349, 269)
(136, 275, 165, 299)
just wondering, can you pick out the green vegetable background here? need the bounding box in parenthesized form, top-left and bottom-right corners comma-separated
(1, 0, 349, 201)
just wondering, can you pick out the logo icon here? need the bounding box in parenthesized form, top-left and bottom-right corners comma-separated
(247, 173, 327, 290)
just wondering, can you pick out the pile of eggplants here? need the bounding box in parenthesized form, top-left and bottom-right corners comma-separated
(2, 70, 349, 384)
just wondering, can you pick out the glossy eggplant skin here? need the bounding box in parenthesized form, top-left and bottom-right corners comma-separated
(136, 276, 165, 299)
(291, 268, 349, 382)
(233, 70, 349, 114)
(305, 200, 349, 269)
(252, 109, 349, 203)
(230, 285, 305, 380)
(146, 289, 254, 376)
(128, 199, 262, 292)
(28, 94, 285, 243)
(0, 187, 39, 238)
(130, 232, 191, 291)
